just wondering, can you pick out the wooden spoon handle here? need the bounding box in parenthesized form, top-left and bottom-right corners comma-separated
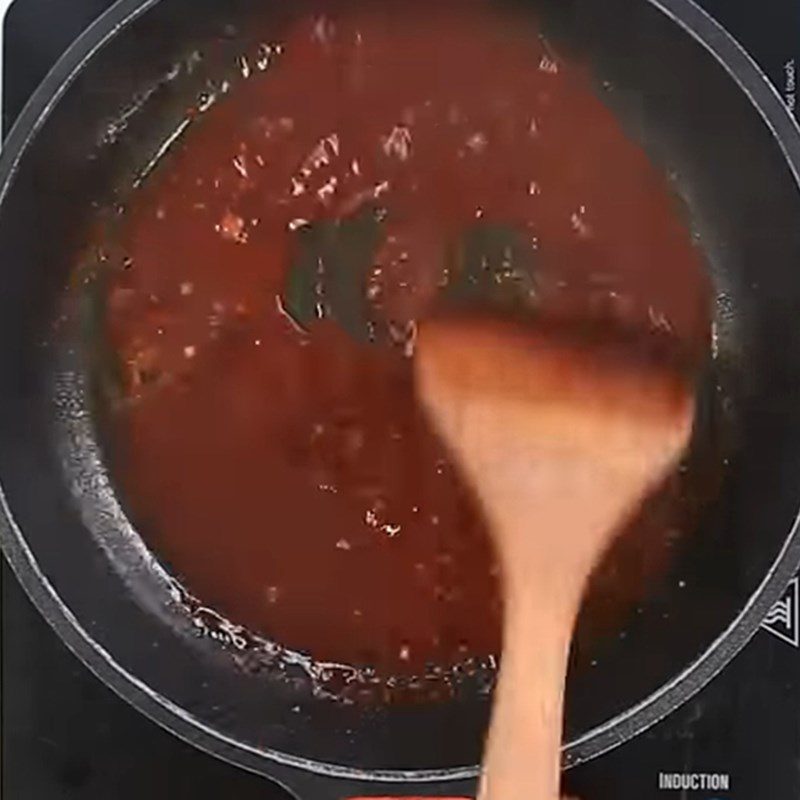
(478, 584, 577, 800)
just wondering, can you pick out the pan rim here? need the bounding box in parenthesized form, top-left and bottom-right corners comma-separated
(1, 0, 800, 785)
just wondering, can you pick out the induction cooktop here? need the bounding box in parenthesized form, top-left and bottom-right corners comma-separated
(2, 1, 799, 798)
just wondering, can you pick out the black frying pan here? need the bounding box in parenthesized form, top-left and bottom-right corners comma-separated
(2, 0, 800, 797)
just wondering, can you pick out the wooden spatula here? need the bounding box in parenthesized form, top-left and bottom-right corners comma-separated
(415, 318, 694, 800)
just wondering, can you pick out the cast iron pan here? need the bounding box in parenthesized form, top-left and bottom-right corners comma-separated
(2, 0, 800, 797)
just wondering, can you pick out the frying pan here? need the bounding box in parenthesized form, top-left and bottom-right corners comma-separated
(2, 0, 800, 797)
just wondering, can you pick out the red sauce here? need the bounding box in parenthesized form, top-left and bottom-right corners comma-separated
(101, 6, 711, 680)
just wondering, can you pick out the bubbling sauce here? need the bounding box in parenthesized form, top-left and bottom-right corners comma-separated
(99, 6, 711, 682)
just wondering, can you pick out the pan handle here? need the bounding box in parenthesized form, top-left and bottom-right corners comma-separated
(265, 763, 476, 800)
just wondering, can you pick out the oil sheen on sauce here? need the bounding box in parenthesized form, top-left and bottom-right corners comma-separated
(100, 7, 711, 688)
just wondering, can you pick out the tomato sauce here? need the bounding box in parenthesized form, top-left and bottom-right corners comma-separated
(100, 6, 711, 681)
